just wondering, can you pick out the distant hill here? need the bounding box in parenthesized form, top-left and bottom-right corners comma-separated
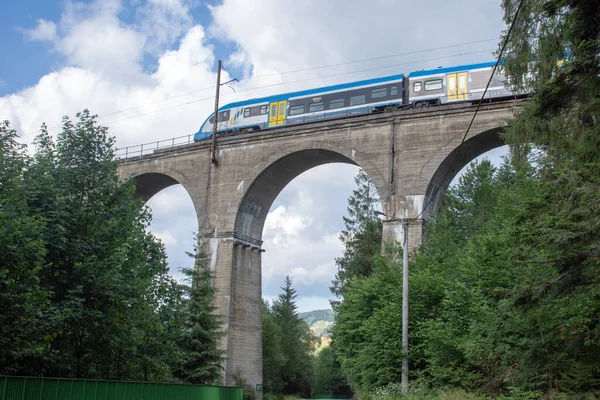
(299, 309, 334, 337)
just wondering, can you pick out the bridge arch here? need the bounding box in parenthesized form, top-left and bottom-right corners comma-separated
(132, 172, 181, 202)
(234, 148, 384, 243)
(423, 127, 505, 221)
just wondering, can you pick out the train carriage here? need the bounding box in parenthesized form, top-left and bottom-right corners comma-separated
(194, 60, 515, 142)
(194, 74, 406, 141)
(408, 61, 511, 106)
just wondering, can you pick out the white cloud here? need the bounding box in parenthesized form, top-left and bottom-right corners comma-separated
(2, 0, 508, 311)
(136, 0, 194, 54)
(22, 19, 58, 42)
(209, 0, 505, 94)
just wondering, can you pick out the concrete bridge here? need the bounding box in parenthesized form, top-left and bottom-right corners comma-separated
(117, 99, 521, 392)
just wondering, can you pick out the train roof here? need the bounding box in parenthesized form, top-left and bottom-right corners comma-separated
(212, 60, 497, 113)
(218, 73, 405, 110)
(408, 61, 496, 78)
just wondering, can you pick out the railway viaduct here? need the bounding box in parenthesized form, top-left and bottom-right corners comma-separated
(117, 100, 520, 393)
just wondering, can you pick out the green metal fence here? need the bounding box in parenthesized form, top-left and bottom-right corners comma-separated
(0, 376, 243, 400)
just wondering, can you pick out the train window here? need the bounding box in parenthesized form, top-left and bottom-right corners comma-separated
(243, 108, 250, 118)
(270, 104, 277, 116)
(390, 86, 398, 96)
(289, 105, 305, 116)
(413, 82, 422, 92)
(424, 79, 443, 91)
(309, 102, 324, 112)
(218, 111, 230, 122)
(209, 115, 215, 124)
(329, 99, 345, 109)
(260, 105, 268, 115)
(371, 88, 387, 99)
(350, 95, 366, 106)
(279, 102, 285, 115)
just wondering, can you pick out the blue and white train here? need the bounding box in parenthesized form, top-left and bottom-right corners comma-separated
(194, 61, 514, 141)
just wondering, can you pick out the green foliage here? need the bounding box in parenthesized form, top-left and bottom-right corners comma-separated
(0, 110, 226, 383)
(176, 248, 226, 385)
(331, 169, 382, 297)
(312, 346, 352, 397)
(333, 4, 600, 396)
(0, 121, 51, 374)
(263, 277, 314, 397)
(262, 300, 285, 394)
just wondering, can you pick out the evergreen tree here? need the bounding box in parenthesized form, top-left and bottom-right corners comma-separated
(330, 169, 382, 297)
(272, 276, 314, 397)
(176, 248, 226, 385)
(262, 300, 285, 394)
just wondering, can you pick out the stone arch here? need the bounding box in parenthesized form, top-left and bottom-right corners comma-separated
(125, 170, 203, 234)
(132, 172, 181, 202)
(233, 148, 384, 243)
(423, 127, 505, 221)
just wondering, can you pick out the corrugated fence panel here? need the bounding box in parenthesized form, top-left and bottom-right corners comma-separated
(0, 377, 243, 400)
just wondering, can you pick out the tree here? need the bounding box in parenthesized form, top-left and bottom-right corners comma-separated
(176, 248, 226, 385)
(312, 346, 352, 397)
(262, 300, 285, 394)
(0, 121, 50, 375)
(331, 169, 382, 297)
(0, 110, 199, 381)
(271, 276, 314, 397)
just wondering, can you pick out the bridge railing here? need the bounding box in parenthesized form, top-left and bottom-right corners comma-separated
(115, 134, 195, 159)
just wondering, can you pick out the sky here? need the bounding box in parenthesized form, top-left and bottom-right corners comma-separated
(0, 0, 509, 312)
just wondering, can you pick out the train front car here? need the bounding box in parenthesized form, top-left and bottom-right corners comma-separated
(194, 112, 215, 141)
(407, 62, 512, 106)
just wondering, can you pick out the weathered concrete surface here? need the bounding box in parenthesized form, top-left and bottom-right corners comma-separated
(117, 100, 521, 393)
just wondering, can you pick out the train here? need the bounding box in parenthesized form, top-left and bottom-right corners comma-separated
(194, 60, 514, 141)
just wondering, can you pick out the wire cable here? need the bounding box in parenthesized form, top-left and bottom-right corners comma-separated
(413, 0, 525, 222)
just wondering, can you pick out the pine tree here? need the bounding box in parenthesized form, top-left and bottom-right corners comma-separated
(262, 300, 284, 394)
(272, 276, 314, 396)
(176, 248, 226, 385)
(330, 169, 382, 297)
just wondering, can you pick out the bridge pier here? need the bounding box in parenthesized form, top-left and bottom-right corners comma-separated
(118, 102, 514, 397)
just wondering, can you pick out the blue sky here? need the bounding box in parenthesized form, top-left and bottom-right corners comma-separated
(0, 0, 508, 311)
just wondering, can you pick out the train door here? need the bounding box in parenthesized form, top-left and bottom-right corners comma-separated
(446, 72, 468, 101)
(268, 100, 287, 127)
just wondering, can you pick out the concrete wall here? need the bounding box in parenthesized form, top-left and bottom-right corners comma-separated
(117, 100, 518, 394)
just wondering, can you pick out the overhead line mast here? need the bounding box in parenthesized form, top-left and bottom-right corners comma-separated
(211, 60, 222, 165)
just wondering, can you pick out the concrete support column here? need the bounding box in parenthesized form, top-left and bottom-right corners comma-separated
(205, 236, 263, 398)
(381, 194, 426, 251)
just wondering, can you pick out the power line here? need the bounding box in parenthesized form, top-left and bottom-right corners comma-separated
(18, 38, 498, 139)
(246, 38, 499, 81)
(414, 0, 525, 222)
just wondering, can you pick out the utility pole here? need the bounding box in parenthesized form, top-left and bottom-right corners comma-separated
(374, 211, 410, 394)
(401, 219, 409, 394)
(210, 60, 222, 166)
